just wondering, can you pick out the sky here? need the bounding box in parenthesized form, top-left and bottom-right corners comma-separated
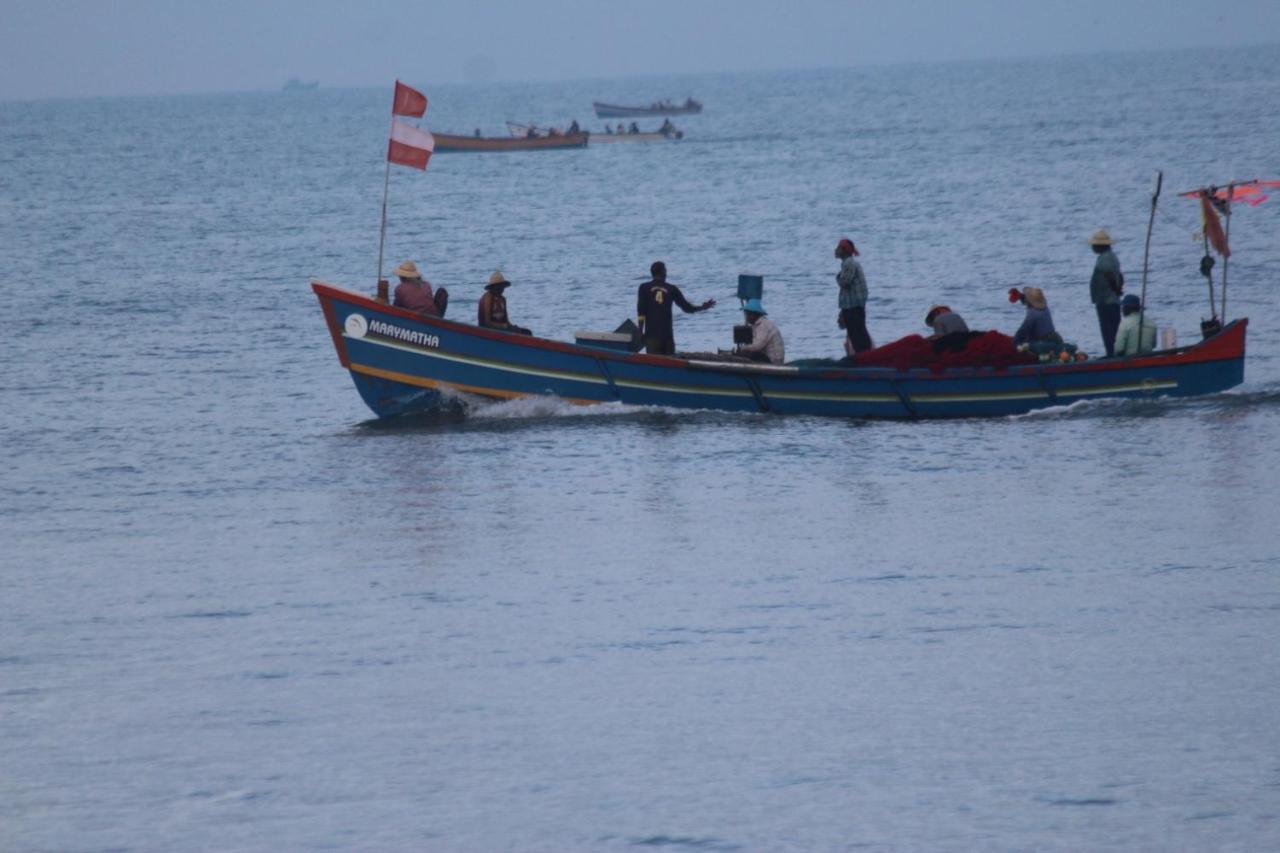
(1, 0, 1278, 100)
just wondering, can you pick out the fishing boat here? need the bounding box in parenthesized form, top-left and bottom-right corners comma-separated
(311, 280, 1247, 420)
(592, 126, 684, 143)
(432, 131, 588, 152)
(593, 99, 702, 118)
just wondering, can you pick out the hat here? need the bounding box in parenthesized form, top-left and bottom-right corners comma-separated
(742, 298, 767, 315)
(1088, 229, 1115, 246)
(486, 270, 510, 288)
(836, 238, 859, 257)
(925, 305, 950, 326)
(1022, 286, 1047, 309)
(1121, 293, 1141, 309)
(393, 260, 421, 279)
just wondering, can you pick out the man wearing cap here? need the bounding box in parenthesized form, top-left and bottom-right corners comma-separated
(735, 298, 785, 364)
(1088, 230, 1124, 355)
(477, 271, 531, 335)
(835, 238, 872, 354)
(1114, 293, 1156, 357)
(636, 261, 716, 356)
(392, 260, 445, 317)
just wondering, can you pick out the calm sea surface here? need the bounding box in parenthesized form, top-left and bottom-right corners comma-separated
(3, 47, 1280, 852)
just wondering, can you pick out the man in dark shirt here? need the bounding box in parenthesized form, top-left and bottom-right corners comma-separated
(636, 261, 716, 355)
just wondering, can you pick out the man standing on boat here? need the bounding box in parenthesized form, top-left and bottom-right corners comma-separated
(835, 238, 872, 354)
(636, 261, 716, 355)
(1088, 229, 1124, 356)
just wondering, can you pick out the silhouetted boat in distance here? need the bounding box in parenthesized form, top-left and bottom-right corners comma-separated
(593, 98, 702, 118)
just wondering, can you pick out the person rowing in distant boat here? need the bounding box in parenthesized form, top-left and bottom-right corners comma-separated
(629, 122, 639, 134)
(659, 118, 675, 135)
(735, 298, 785, 364)
(392, 260, 448, 317)
(636, 261, 716, 356)
(568, 120, 580, 134)
(478, 271, 531, 335)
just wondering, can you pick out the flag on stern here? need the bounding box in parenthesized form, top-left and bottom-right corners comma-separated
(392, 80, 427, 118)
(388, 119, 434, 170)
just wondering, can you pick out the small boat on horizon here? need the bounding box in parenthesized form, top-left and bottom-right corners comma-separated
(432, 131, 589, 152)
(593, 121, 684, 142)
(593, 98, 702, 118)
(282, 78, 319, 91)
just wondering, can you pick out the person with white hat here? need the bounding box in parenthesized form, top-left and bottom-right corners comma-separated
(735, 298, 785, 364)
(391, 260, 446, 317)
(1088, 229, 1124, 355)
(477, 270, 531, 335)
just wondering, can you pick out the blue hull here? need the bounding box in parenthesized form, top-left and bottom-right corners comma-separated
(314, 281, 1247, 420)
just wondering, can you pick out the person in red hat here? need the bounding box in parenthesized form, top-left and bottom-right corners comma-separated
(835, 238, 872, 354)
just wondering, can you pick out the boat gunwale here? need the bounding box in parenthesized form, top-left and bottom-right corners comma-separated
(312, 280, 1246, 383)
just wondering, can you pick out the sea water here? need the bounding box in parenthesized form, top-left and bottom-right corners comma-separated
(3, 46, 1280, 851)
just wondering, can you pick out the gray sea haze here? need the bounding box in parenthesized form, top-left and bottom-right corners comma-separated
(3, 46, 1280, 851)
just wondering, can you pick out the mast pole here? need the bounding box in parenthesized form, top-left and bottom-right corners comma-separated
(1138, 170, 1161, 350)
(1220, 183, 1233, 321)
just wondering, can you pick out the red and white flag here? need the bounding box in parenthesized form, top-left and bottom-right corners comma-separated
(392, 80, 427, 118)
(388, 119, 434, 170)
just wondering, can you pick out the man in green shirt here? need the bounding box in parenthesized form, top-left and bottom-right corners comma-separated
(1088, 229, 1123, 355)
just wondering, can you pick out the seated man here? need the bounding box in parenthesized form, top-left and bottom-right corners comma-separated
(1010, 286, 1062, 346)
(392, 260, 447, 317)
(477, 271, 531, 335)
(925, 305, 968, 339)
(1114, 294, 1156, 356)
(735, 298, 785, 364)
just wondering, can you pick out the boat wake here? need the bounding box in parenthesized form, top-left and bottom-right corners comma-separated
(1008, 384, 1280, 421)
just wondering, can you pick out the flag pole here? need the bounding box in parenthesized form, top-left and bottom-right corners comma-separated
(376, 114, 393, 289)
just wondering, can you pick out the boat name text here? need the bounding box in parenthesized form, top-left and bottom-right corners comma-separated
(366, 318, 439, 349)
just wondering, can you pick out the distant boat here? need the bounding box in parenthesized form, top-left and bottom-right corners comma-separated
(592, 125, 684, 143)
(432, 131, 589, 152)
(282, 78, 319, 91)
(593, 99, 702, 118)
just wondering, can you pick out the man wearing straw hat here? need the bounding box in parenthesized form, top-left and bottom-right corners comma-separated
(477, 271, 531, 335)
(392, 260, 446, 317)
(1088, 230, 1124, 356)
